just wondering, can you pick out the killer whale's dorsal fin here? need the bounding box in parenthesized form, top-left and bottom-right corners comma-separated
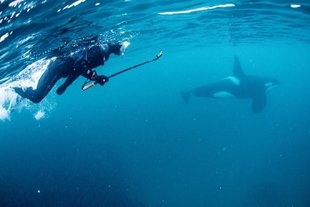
(233, 56, 245, 77)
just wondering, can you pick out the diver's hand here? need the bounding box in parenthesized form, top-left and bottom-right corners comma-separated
(96, 75, 109, 86)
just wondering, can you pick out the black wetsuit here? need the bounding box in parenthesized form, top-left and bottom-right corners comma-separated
(14, 43, 113, 103)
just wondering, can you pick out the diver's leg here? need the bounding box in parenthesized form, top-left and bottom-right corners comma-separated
(14, 72, 60, 103)
(14, 59, 64, 103)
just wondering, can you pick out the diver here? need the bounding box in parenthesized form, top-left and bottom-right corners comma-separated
(13, 41, 129, 103)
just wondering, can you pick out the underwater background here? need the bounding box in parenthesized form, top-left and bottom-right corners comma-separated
(0, 0, 310, 206)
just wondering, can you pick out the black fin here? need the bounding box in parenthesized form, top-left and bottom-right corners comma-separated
(13, 87, 26, 98)
(181, 91, 191, 104)
(252, 93, 267, 113)
(233, 56, 245, 77)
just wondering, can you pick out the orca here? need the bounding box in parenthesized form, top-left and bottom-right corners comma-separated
(182, 56, 279, 113)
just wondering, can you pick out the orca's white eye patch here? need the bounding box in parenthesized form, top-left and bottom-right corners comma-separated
(213, 91, 234, 98)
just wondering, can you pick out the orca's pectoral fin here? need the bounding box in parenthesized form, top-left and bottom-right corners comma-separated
(252, 93, 267, 113)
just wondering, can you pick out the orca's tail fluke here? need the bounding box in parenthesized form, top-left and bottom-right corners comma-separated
(181, 91, 191, 104)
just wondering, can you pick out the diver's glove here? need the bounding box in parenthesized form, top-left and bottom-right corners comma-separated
(96, 75, 109, 86)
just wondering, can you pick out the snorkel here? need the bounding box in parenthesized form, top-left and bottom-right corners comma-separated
(120, 41, 130, 55)
(108, 41, 130, 56)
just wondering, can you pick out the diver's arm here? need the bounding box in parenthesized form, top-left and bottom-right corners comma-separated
(81, 68, 109, 86)
(81, 69, 97, 80)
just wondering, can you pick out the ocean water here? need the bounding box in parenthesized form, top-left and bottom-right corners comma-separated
(1, 0, 310, 206)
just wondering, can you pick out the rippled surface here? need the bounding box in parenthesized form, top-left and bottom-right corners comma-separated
(0, 0, 310, 80)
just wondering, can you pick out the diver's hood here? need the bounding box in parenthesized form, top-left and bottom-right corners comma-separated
(109, 41, 130, 56)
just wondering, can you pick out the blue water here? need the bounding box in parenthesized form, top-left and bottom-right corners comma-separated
(1, 0, 310, 206)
